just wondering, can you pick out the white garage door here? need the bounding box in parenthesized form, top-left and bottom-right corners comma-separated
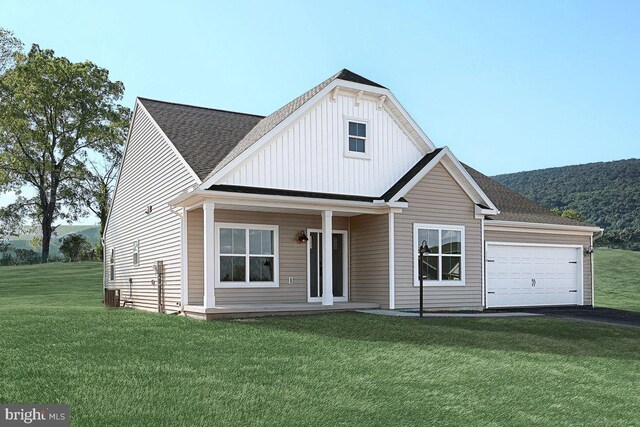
(486, 243, 582, 308)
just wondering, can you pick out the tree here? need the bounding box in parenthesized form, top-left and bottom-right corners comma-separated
(59, 233, 92, 262)
(551, 208, 586, 222)
(82, 145, 122, 239)
(0, 43, 130, 262)
(0, 28, 23, 73)
(14, 248, 40, 265)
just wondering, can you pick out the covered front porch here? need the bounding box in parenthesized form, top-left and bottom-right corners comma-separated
(171, 187, 403, 318)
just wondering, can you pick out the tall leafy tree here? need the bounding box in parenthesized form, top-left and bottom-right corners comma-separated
(82, 145, 123, 239)
(0, 28, 23, 73)
(0, 44, 130, 262)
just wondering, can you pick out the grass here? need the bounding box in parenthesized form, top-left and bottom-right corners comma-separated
(0, 261, 639, 426)
(594, 248, 640, 312)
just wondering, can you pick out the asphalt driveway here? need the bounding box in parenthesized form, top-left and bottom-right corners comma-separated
(520, 307, 640, 328)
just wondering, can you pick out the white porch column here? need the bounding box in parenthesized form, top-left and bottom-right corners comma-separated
(180, 207, 189, 307)
(322, 210, 334, 306)
(203, 202, 216, 308)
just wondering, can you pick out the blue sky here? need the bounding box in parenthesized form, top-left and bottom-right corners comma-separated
(2, 0, 639, 225)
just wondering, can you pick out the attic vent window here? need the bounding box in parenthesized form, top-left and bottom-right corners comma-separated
(348, 121, 366, 153)
(132, 240, 140, 267)
(110, 249, 115, 281)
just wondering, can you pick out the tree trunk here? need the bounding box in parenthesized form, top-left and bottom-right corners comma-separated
(41, 218, 52, 263)
(39, 182, 58, 264)
(99, 208, 107, 240)
(99, 182, 109, 239)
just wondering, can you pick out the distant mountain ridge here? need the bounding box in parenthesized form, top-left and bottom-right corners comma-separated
(8, 225, 100, 257)
(493, 158, 640, 250)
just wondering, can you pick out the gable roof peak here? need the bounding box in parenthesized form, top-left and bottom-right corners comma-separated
(334, 68, 387, 89)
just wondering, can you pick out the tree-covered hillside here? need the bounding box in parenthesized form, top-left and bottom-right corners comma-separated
(493, 158, 640, 251)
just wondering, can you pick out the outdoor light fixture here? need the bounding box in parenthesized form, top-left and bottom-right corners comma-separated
(296, 230, 309, 244)
(584, 245, 594, 255)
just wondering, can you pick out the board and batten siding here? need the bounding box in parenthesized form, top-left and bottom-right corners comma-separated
(186, 209, 348, 305)
(350, 214, 389, 308)
(484, 230, 593, 306)
(104, 105, 199, 312)
(219, 92, 424, 197)
(394, 163, 483, 310)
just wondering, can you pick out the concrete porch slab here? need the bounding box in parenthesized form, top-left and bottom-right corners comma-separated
(184, 302, 380, 320)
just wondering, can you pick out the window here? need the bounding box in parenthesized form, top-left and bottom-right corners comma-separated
(348, 121, 366, 153)
(132, 240, 139, 267)
(344, 118, 370, 158)
(109, 248, 115, 281)
(216, 224, 279, 288)
(414, 224, 465, 285)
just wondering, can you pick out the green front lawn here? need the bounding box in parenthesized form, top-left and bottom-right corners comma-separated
(0, 261, 639, 426)
(594, 248, 640, 312)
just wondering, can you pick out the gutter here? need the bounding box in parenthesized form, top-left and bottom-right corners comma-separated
(485, 220, 603, 233)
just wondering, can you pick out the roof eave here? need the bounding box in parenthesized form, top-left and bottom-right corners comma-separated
(485, 219, 603, 233)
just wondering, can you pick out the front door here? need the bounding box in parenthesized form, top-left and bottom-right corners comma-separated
(308, 230, 347, 302)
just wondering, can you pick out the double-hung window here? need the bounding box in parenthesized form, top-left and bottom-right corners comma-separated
(414, 224, 465, 285)
(216, 224, 279, 288)
(345, 118, 369, 158)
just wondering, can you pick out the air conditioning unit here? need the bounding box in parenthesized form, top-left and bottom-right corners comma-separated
(104, 289, 121, 308)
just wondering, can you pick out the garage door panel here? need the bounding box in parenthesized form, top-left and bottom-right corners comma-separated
(486, 244, 581, 308)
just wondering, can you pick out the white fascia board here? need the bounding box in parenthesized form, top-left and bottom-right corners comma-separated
(136, 100, 202, 184)
(335, 79, 436, 153)
(389, 148, 448, 202)
(199, 82, 340, 189)
(475, 205, 497, 217)
(103, 101, 140, 237)
(438, 149, 499, 213)
(485, 220, 603, 234)
(200, 79, 437, 189)
(389, 147, 499, 213)
(168, 189, 391, 215)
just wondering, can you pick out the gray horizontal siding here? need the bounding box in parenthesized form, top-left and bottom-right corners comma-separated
(394, 163, 483, 310)
(350, 214, 389, 308)
(485, 230, 593, 306)
(103, 106, 198, 313)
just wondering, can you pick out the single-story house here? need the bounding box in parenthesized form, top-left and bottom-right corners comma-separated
(103, 69, 603, 319)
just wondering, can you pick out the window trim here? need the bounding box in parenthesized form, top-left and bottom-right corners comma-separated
(214, 222, 279, 288)
(343, 117, 371, 160)
(132, 240, 140, 267)
(413, 223, 465, 286)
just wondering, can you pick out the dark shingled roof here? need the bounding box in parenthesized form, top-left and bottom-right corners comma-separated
(463, 164, 593, 227)
(138, 98, 264, 180)
(203, 69, 385, 181)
